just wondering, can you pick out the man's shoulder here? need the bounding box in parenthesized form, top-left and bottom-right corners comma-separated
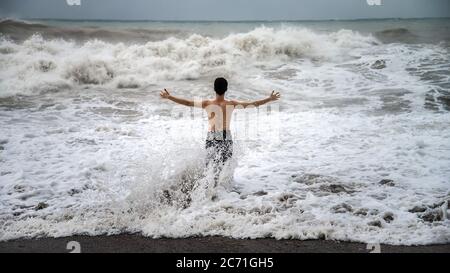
(203, 99, 235, 105)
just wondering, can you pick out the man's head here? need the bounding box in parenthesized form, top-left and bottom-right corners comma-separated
(214, 77, 228, 95)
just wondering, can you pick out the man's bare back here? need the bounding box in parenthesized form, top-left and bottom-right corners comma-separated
(160, 79, 280, 132)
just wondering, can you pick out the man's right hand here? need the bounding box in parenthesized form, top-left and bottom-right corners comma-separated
(269, 90, 281, 101)
(160, 88, 171, 99)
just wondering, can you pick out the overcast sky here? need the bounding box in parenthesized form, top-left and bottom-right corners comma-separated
(1, 0, 449, 21)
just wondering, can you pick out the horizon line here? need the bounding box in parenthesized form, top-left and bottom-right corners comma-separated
(2, 16, 450, 23)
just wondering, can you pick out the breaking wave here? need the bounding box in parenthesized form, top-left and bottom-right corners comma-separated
(0, 24, 378, 97)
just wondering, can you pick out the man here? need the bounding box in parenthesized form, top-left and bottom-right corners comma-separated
(160, 77, 280, 184)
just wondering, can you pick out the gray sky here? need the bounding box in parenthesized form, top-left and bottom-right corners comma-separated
(1, 0, 449, 21)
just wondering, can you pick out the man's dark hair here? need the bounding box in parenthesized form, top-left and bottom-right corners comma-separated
(214, 77, 228, 95)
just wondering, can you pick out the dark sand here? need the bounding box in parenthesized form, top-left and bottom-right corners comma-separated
(0, 235, 449, 253)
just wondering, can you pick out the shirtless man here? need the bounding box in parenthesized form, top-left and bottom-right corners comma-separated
(160, 77, 280, 181)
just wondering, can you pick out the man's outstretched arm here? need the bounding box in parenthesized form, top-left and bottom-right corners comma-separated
(160, 89, 207, 108)
(232, 91, 281, 108)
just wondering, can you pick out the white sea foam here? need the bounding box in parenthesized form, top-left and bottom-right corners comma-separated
(0, 24, 449, 245)
(0, 26, 377, 97)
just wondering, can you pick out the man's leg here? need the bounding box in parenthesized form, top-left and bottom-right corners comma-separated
(205, 139, 233, 187)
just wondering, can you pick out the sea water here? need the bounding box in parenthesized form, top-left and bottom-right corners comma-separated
(0, 18, 449, 244)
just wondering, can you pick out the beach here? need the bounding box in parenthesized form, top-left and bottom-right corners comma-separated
(1, 18, 449, 246)
(1, 235, 449, 253)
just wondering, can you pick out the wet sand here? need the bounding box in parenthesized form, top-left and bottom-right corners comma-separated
(0, 235, 448, 253)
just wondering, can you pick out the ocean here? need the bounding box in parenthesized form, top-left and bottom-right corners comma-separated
(0, 18, 449, 245)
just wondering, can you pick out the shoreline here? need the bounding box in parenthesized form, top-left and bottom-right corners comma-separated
(0, 235, 448, 253)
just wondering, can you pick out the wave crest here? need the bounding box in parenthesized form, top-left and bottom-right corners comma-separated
(0, 26, 378, 97)
(65, 59, 115, 85)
